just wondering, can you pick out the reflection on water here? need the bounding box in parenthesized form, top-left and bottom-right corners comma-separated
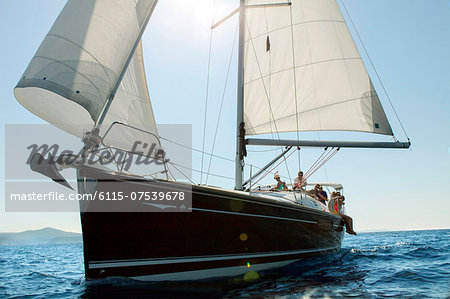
(224, 249, 369, 298)
(83, 277, 224, 298)
(1, 230, 449, 298)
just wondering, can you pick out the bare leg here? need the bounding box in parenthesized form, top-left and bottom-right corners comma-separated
(341, 214, 357, 235)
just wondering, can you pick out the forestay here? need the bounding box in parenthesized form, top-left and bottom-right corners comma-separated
(14, 0, 160, 155)
(243, 0, 393, 136)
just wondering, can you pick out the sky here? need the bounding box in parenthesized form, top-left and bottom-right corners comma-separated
(0, 0, 449, 233)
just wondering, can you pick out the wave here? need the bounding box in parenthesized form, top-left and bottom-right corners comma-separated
(2, 229, 449, 298)
(26, 271, 58, 279)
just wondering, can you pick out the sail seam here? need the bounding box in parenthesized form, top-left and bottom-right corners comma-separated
(247, 95, 373, 131)
(32, 55, 105, 112)
(46, 34, 113, 83)
(289, 3, 299, 193)
(244, 19, 346, 41)
(332, 5, 366, 131)
(289, 5, 302, 172)
(244, 15, 281, 140)
(263, 5, 276, 140)
(339, 0, 410, 140)
(243, 57, 361, 85)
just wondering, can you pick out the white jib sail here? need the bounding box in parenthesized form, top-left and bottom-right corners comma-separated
(243, 0, 393, 136)
(14, 0, 160, 155)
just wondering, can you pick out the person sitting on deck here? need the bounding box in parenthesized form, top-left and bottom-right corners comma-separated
(292, 171, 307, 191)
(307, 184, 319, 197)
(316, 186, 328, 205)
(308, 184, 327, 204)
(329, 194, 357, 235)
(270, 173, 287, 191)
(328, 191, 341, 213)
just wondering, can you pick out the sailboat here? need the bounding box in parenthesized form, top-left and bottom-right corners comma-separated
(14, 0, 410, 281)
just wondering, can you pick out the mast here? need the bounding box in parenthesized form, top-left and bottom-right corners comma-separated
(235, 0, 246, 190)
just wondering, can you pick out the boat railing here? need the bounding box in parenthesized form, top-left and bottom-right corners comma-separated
(97, 121, 169, 177)
(252, 182, 343, 192)
(251, 182, 347, 214)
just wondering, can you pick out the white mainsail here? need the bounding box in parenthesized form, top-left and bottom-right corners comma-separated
(14, 0, 160, 154)
(243, 0, 393, 136)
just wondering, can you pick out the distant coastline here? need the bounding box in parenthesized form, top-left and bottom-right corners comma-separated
(358, 228, 449, 233)
(0, 227, 81, 246)
(1, 227, 447, 245)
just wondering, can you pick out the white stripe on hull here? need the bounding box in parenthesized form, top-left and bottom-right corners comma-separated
(130, 259, 298, 282)
(89, 246, 338, 269)
(191, 207, 317, 224)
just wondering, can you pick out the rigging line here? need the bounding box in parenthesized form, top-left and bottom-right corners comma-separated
(313, 131, 330, 184)
(308, 149, 339, 180)
(167, 162, 196, 185)
(165, 166, 175, 181)
(205, 22, 239, 185)
(281, 148, 293, 195)
(296, 0, 322, 142)
(247, 148, 280, 152)
(289, 4, 301, 173)
(263, 7, 293, 188)
(261, 4, 292, 186)
(167, 167, 178, 183)
(308, 152, 335, 178)
(249, 148, 297, 189)
(303, 148, 334, 182)
(200, 28, 213, 184)
(339, 0, 409, 140)
(250, 170, 293, 188)
(245, 8, 291, 184)
(200, 1, 218, 185)
(303, 148, 328, 179)
(264, 5, 275, 140)
(316, 132, 331, 186)
(322, 160, 330, 187)
(304, 148, 339, 181)
(307, 148, 338, 179)
(89, 146, 123, 171)
(244, 17, 281, 140)
(168, 161, 235, 181)
(159, 136, 235, 163)
(250, 151, 295, 189)
(142, 170, 168, 179)
(159, 136, 272, 176)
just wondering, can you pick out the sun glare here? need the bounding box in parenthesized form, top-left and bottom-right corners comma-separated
(173, 0, 238, 29)
(175, 0, 215, 27)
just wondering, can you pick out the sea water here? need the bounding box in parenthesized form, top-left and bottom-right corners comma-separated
(1, 229, 449, 298)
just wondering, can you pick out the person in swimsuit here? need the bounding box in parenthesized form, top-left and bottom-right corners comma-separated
(271, 173, 287, 191)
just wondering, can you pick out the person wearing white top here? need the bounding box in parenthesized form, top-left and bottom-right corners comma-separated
(293, 171, 307, 190)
